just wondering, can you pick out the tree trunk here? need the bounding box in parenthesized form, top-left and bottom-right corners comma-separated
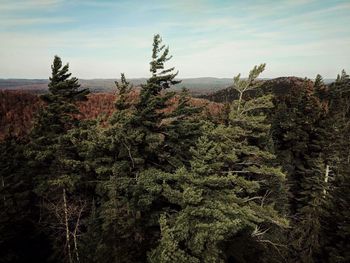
(323, 165, 329, 195)
(1, 176, 5, 205)
(73, 205, 84, 263)
(63, 188, 73, 263)
(237, 91, 243, 112)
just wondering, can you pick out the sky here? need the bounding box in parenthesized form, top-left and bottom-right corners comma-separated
(0, 0, 349, 79)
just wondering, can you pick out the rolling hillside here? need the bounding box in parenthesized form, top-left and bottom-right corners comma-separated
(0, 78, 233, 95)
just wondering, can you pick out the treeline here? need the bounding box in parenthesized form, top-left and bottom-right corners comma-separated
(0, 89, 221, 140)
(0, 35, 349, 263)
(0, 91, 115, 140)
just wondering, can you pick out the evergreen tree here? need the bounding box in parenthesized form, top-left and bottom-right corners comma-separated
(134, 34, 200, 171)
(84, 35, 203, 262)
(26, 56, 90, 263)
(271, 77, 331, 262)
(33, 56, 89, 137)
(4, 34, 350, 263)
(323, 70, 350, 262)
(145, 64, 288, 262)
(82, 74, 143, 263)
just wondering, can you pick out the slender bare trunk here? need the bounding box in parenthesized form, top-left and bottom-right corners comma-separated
(1, 176, 5, 205)
(73, 236, 79, 263)
(73, 206, 84, 263)
(237, 91, 243, 112)
(323, 165, 329, 196)
(63, 188, 73, 263)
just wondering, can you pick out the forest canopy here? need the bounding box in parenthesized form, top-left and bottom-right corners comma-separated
(0, 34, 349, 263)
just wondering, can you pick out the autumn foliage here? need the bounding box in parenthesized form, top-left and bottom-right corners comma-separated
(0, 90, 222, 140)
(0, 91, 42, 140)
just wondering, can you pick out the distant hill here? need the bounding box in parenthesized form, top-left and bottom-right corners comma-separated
(0, 77, 334, 96)
(0, 76, 337, 140)
(0, 77, 334, 99)
(200, 76, 332, 103)
(0, 78, 234, 95)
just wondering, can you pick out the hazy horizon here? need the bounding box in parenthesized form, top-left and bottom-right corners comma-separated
(1, 0, 349, 79)
(0, 76, 337, 81)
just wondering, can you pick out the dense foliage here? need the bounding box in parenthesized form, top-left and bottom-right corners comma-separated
(0, 35, 349, 263)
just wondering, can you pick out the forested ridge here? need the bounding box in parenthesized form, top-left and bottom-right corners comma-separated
(1, 35, 349, 263)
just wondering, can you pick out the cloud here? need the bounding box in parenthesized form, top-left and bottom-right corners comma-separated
(0, 0, 69, 27)
(0, 0, 349, 78)
(1, 17, 73, 26)
(0, 0, 63, 11)
(273, 2, 350, 25)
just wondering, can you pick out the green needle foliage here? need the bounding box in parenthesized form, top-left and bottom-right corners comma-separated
(28, 55, 89, 192)
(145, 64, 288, 263)
(83, 34, 203, 262)
(26, 55, 90, 263)
(1, 35, 349, 263)
(323, 70, 350, 263)
(272, 79, 328, 262)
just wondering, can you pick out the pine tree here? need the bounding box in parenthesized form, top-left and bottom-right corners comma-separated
(26, 56, 90, 263)
(323, 70, 350, 262)
(145, 64, 288, 262)
(33, 56, 89, 137)
(134, 34, 199, 171)
(82, 74, 143, 263)
(160, 87, 203, 168)
(271, 76, 331, 262)
(86, 35, 204, 262)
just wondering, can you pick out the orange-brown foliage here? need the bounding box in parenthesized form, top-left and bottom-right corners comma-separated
(0, 90, 223, 141)
(77, 93, 116, 120)
(0, 90, 42, 140)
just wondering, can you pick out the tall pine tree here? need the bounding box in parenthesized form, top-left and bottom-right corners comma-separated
(271, 76, 331, 262)
(83, 35, 203, 262)
(26, 56, 89, 263)
(323, 70, 350, 262)
(145, 64, 288, 263)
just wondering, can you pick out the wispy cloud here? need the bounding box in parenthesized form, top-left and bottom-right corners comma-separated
(0, 0, 63, 11)
(1, 17, 73, 26)
(0, 0, 349, 78)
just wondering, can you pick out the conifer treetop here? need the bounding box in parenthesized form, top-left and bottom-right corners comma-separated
(147, 34, 180, 93)
(233, 63, 266, 94)
(45, 55, 89, 102)
(314, 74, 324, 88)
(336, 69, 349, 83)
(115, 73, 132, 95)
(232, 63, 266, 113)
(114, 73, 133, 111)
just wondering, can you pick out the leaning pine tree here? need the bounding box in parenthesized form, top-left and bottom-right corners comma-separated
(144, 64, 288, 263)
(134, 34, 202, 171)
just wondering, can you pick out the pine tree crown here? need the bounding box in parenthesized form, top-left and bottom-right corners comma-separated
(146, 34, 181, 94)
(44, 55, 89, 103)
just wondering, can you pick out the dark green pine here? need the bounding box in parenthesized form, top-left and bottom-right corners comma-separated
(271, 76, 331, 262)
(146, 64, 288, 263)
(323, 70, 350, 262)
(26, 55, 90, 263)
(84, 35, 203, 262)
